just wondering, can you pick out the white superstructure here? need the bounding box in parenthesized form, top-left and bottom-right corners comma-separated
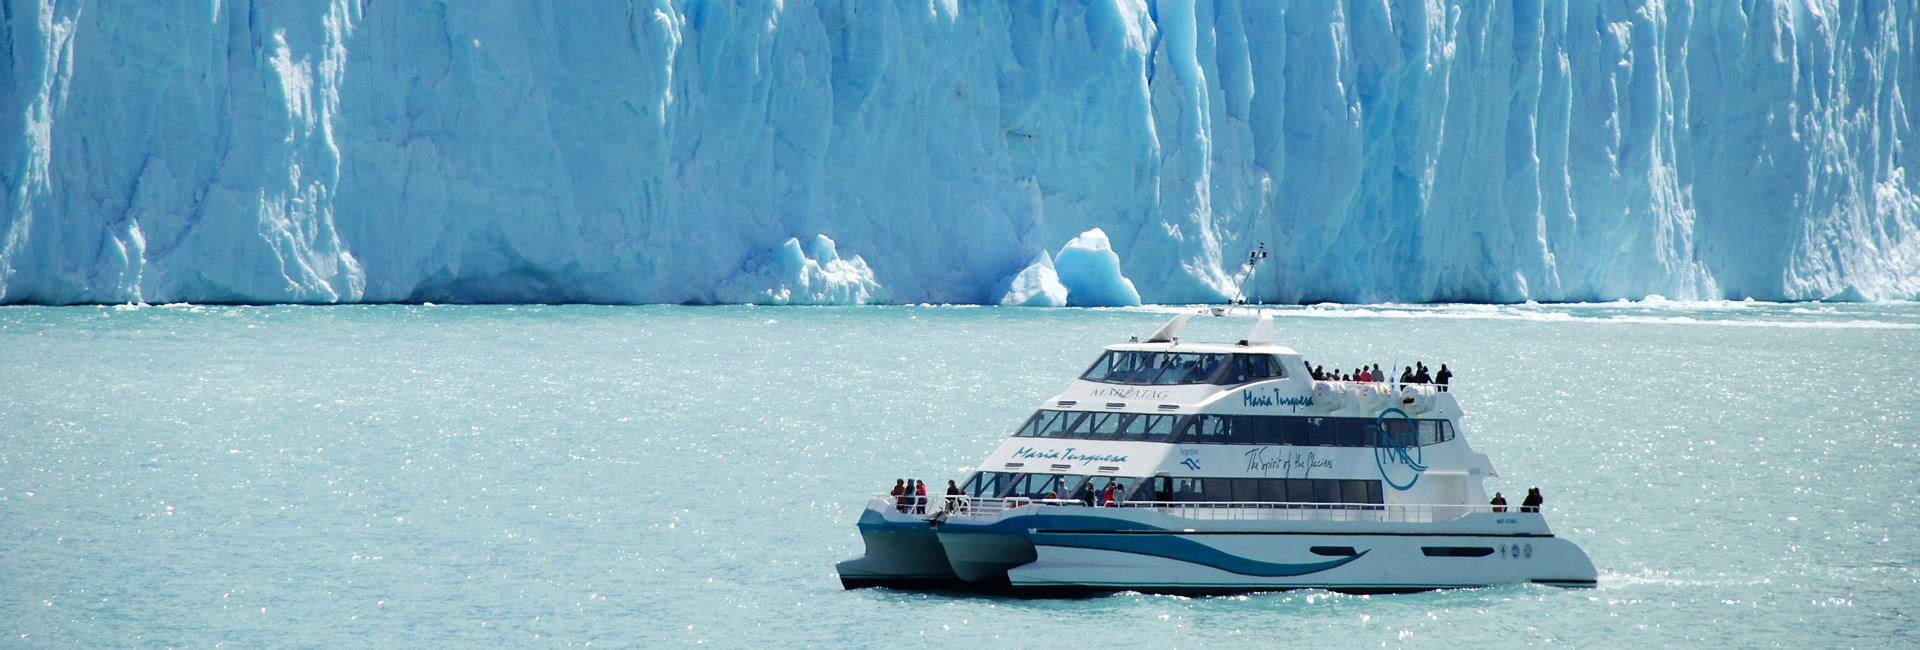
(837, 313, 1597, 595)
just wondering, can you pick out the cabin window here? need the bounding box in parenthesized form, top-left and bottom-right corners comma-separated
(1080, 351, 1231, 385)
(1158, 477, 1383, 505)
(1168, 415, 1454, 448)
(1000, 473, 1086, 499)
(1258, 479, 1288, 503)
(1014, 411, 1182, 442)
(1081, 412, 1128, 440)
(1216, 353, 1285, 384)
(1417, 420, 1455, 445)
(960, 472, 1018, 498)
(963, 475, 1382, 505)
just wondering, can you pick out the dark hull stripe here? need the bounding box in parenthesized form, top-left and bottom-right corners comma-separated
(1033, 529, 1557, 538)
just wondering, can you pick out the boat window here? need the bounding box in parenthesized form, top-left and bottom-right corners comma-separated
(1125, 480, 1150, 502)
(1375, 417, 1416, 447)
(1344, 481, 1374, 506)
(961, 472, 1019, 498)
(1169, 415, 1455, 448)
(1117, 413, 1177, 442)
(1081, 412, 1129, 440)
(1216, 354, 1286, 384)
(1157, 353, 1224, 385)
(1284, 478, 1317, 503)
(1015, 411, 1182, 442)
(1133, 414, 1179, 443)
(1156, 478, 1384, 505)
(1312, 479, 1340, 503)
(1001, 473, 1084, 499)
(1231, 478, 1259, 501)
(1080, 351, 1231, 385)
(1172, 477, 1204, 501)
(1417, 420, 1455, 445)
(1015, 410, 1084, 438)
(1257, 479, 1287, 503)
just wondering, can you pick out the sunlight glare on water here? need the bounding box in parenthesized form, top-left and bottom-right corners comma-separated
(1, 302, 1915, 647)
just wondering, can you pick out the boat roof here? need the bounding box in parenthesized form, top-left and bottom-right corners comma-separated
(1105, 312, 1299, 356)
(1103, 340, 1300, 356)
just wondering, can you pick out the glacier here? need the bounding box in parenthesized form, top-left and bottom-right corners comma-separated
(2, 0, 1917, 305)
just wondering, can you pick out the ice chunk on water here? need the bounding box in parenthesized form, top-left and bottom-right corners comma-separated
(1053, 229, 1141, 308)
(995, 251, 1068, 307)
(717, 236, 883, 306)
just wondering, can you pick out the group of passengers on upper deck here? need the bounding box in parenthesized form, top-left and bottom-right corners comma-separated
(1306, 359, 1452, 390)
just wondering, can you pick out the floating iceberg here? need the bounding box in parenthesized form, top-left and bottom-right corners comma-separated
(995, 251, 1068, 307)
(716, 236, 883, 306)
(1052, 229, 1142, 307)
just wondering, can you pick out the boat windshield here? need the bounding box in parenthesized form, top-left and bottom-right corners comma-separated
(1080, 351, 1285, 385)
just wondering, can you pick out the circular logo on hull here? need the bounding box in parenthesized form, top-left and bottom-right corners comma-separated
(1372, 408, 1427, 491)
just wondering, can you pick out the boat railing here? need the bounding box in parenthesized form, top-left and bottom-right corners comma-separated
(926, 496, 1517, 524)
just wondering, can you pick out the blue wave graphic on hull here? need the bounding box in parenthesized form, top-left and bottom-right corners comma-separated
(1030, 532, 1367, 577)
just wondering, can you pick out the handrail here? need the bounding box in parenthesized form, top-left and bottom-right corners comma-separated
(922, 496, 1531, 523)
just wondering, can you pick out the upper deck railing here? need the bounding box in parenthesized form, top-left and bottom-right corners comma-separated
(881, 495, 1529, 524)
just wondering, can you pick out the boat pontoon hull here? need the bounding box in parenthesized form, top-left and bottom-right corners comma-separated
(837, 502, 1597, 594)
(834, 501, 963, 590)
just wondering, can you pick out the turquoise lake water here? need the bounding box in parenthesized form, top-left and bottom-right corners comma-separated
(2, 302, 1916, 648)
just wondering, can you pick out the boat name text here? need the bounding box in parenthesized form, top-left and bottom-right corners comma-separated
(1012, 446, 1130, 465)
(1242, 388, 1314, 412)
(1085, 386, 1171, 400)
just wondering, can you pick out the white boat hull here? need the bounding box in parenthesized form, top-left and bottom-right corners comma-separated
(926, 505, 1598, 594)
(1010, 530, 1597, 594)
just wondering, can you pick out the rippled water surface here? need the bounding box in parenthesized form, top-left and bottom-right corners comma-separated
(3, 302, 1916, 648)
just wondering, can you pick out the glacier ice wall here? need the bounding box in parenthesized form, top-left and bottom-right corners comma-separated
(2, 0, 1916, 305)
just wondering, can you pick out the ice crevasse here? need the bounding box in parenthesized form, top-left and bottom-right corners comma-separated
(2, 0, 1916, 305)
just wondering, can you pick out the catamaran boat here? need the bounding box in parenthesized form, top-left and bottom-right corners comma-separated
(835, 312, 1598, 595)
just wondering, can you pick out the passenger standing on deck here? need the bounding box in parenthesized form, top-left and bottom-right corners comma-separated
(946, 480, 962, 512)
(1521, 487, 1543, 513)
(1490, 492, 1508, 513)
(914, 480, 928, 514)
(1401, 366, 1414, 383)
(1435, 364, 1453, 391)
(1373, 364, 1385, 383)
(1102, 480, 1118, 507)
(892, 479, 907, 512)
(1358, 367, 1371, 382)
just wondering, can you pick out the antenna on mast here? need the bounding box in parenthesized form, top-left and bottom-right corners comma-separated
(1232, 242, 1268, 306)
